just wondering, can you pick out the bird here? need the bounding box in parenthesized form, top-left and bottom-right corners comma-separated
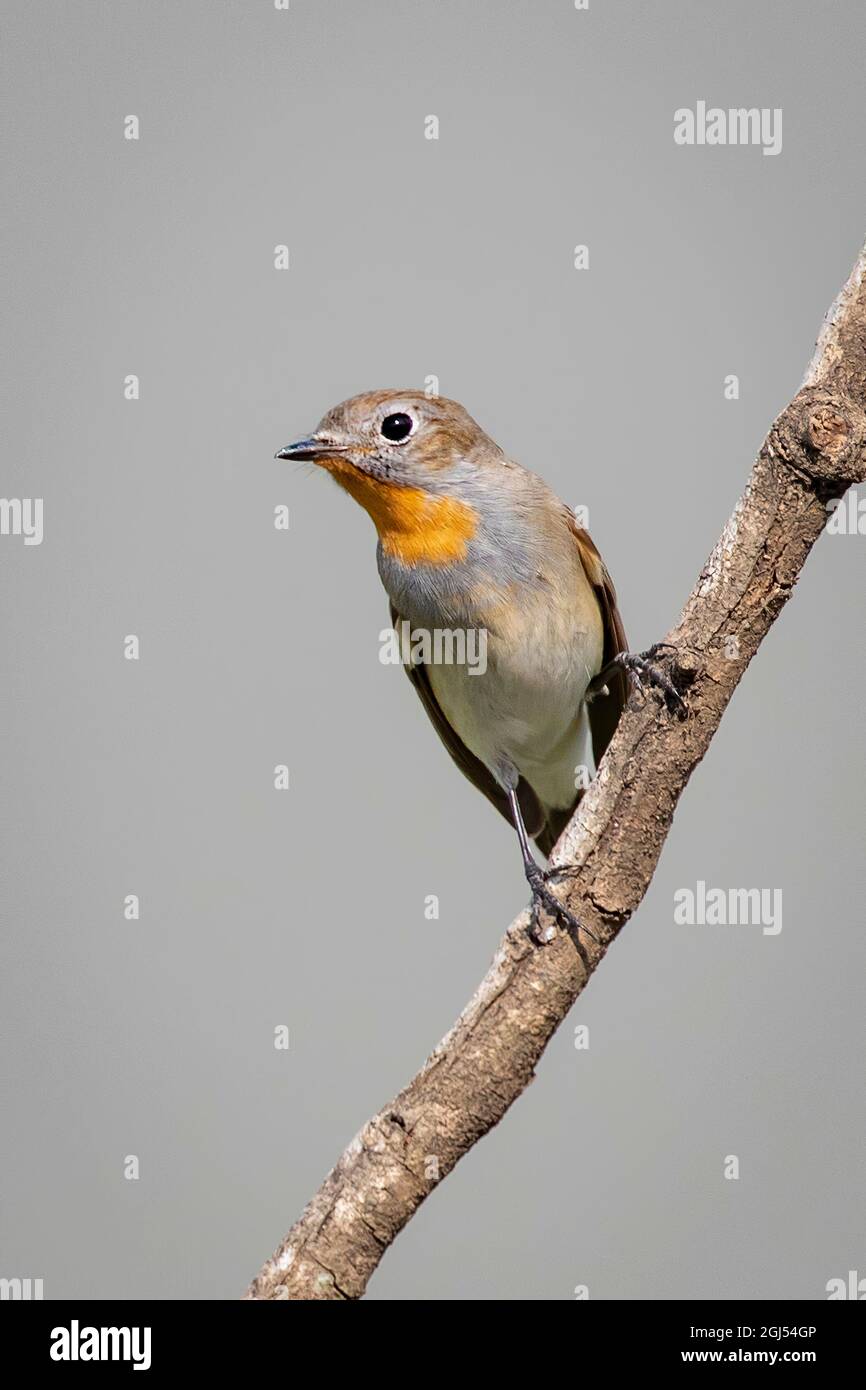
(277, 390, 680, 945)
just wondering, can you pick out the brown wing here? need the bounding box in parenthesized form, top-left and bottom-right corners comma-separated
(535, 518, 629, 858)
(566, 516, 629, 766)
(389, 602, 545, 842)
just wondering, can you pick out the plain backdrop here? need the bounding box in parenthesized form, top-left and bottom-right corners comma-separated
(1, 0, 864, 1300)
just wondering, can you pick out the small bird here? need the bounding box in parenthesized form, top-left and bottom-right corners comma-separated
(277, 391, 679, 944)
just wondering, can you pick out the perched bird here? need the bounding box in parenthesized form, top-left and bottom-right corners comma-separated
(277, 391, 678, 943)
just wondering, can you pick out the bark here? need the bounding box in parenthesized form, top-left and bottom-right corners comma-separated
(246, 240, 866, 1300)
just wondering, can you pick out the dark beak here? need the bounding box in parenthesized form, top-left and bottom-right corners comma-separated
(274, 437, 323, 461)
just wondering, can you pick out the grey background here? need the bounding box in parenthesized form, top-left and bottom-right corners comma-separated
(1, 0, 864, 1301)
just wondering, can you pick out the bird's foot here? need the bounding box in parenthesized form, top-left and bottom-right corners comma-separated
(524, 861, 600, 949)
(614, 643, 686, 716)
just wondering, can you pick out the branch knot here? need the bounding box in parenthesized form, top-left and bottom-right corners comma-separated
(770, 386, 866, 493)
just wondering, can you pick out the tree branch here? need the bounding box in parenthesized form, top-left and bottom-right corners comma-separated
(245, 239, 866, 1301)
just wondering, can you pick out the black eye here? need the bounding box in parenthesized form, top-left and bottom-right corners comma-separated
(380, 412, 414, 442)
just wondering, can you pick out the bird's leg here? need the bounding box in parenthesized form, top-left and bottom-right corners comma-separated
(506, 788, 600, 949)
(588, 642, 686, 715)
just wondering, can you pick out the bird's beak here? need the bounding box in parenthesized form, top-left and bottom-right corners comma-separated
(275, 433, 343, 461)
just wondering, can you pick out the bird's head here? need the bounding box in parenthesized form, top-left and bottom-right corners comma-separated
(276, 390, 503, 565)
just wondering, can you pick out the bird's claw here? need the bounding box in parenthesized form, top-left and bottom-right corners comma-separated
(615, 643, 686, 716)
(524, 861, 600, 948)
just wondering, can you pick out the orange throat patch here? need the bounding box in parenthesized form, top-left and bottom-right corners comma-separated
(321, 457, 477, 566)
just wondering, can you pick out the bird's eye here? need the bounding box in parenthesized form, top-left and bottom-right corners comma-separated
(380, 412, 414, 442)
